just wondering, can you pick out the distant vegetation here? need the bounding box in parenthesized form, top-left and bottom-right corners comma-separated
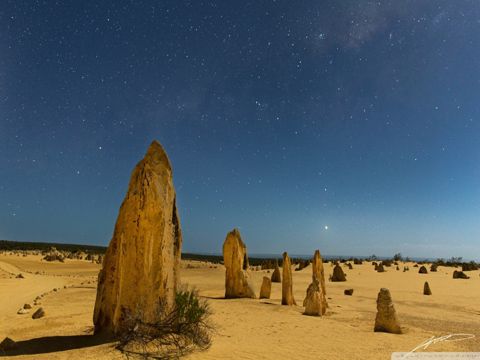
(2, 241, 478, 270)
(181, 253, 223, 264)
(393, 253, 403, 261)
(0, 240, 106, 253)
(183, 253, 311, 268)
(433, 258, 478, 271)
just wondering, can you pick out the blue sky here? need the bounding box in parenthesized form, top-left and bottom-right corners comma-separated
(0, 1, 479, 259)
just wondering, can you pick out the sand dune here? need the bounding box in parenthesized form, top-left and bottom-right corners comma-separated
(1, 254, 479, 359)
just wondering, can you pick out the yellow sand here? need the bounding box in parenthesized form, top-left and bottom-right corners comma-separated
(1, 253, 479, 359)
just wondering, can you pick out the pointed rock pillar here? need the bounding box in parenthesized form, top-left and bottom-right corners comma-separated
(306, 250, 328, 309)
(93, 140, 182, 336)
(223, 229, 256, 299)
(331, 264, 347, 281)
(259, 277, 272, 299)
(374, 288, 402, 334)
(271, 259, 281, 283)
(423, 281, 432, 295)
(281, 252, 296, 305)
(303, 279, 326, 316)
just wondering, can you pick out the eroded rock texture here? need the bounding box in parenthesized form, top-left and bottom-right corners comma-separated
(311, 250, 326, 294)
(223, 229, 255, 299)
(303, 279, 326, 316)
(423, 281, 432, 295)
(418, 266, 428, 274)
(93, 141, 182, 336)
(304, 250, 327, 310)
(281, 252, 296, 305)
(271, 260, 281, 283)
(259, 276, 272, 299)
(374, 288, 402, 334)
(331, 264, 346, 282)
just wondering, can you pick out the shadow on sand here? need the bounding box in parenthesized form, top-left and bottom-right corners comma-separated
(0, 334, 113, 357)
(200, 295, 225, 300)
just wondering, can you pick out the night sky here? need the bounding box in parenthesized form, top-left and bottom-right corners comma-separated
(1, 1, 479, 259)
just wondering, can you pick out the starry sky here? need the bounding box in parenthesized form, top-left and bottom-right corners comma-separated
(1, 1, 479, 259)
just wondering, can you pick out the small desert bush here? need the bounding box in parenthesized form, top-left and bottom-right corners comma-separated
(461, 262, 478, 272)
(118, 288, 212, 359)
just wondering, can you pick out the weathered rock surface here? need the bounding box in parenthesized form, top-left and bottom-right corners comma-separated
(271, 260, 281, 283)
(423, 281, 432, 295)
(376, 263, 385, 273)
(32, 307, 45, 319)
(223, 228, 255, 299)
(331, 264, 346, 282)
(259, 276, 271, 299)
(93, 141, 183, 336)
(344, 289, 354, 296)
(304, 250, 327, 310)
(281, 252, 296, 305)
(311, 250, 326, 295)
(303, 279, 325, 316)
(17, 308, 29, 315)
(418, 266, 428, 274)
(453, 270, 469, 279)
(374, 288, 402, 334)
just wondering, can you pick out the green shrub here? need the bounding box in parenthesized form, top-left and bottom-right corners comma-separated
(118, 287, 212, 359)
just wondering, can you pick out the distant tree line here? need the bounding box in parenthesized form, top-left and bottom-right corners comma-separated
(3, 242, 477, 271)
(0, 240, 106, 253)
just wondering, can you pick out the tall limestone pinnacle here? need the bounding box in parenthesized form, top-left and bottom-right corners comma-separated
(303, 250, 328, 312)
(281, 252, 296, 305)
(93, 140, 182, 336)
(312, 250, 326, 295)
(223, 228, 256, 299)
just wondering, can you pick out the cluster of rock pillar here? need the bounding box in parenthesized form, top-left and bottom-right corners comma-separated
(92, 140, 404, 338)
(221, 241, 403, 333)
(222, 237, 328, 316)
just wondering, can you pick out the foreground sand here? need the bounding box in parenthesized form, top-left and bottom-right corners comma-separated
(1, 253, 479, 359)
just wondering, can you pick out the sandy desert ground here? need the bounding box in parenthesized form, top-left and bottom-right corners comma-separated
(1, 253, 479, 359)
